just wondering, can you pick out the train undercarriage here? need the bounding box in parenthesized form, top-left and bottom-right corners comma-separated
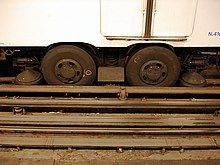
(0, 45, 220, 87)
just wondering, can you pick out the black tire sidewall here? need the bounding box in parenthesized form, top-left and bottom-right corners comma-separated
(42, 45, 96, 85)
(126, 46, 180, 86)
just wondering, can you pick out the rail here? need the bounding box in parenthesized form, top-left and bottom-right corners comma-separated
(0, 114, 219, 149)
(0, 85, 220, 113)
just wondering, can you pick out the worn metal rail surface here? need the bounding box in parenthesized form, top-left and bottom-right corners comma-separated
(0, 114, 220, 149)
(0, 85, 220, 113)
(0, 85, 219, 151)
(1, 85, 220, 95)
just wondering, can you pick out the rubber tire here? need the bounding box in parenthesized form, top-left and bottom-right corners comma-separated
(41, 45, 96, 85)
(126, 46, 181, 86)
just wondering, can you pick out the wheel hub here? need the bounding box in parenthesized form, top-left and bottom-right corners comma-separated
(55, 59, 83, 84)
(140, 60, 168, 85)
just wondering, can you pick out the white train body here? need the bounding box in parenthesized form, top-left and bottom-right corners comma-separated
(0, 0, 219, 48)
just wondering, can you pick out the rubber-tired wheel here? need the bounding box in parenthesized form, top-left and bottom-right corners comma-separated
(41, 45, 96, 85)
(126, 46, 180, 86)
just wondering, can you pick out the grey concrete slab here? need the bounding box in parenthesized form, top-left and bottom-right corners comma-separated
(0, 135, 219, 149)
(0, 158, 20, 165)
(19, 159, 54, 165)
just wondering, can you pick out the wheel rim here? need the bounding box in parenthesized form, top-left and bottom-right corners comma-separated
(140, 60, 168, 85)
(54, 59, 83, 84)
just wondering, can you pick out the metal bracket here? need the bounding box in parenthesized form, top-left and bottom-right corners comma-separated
(13, 107, 26, 115)
(118, 87, 128, 100)
(98, 67, 124, 82)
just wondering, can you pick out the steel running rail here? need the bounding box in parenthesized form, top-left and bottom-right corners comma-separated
(0, 85, 220, 111)
(0, 114, 220, 149)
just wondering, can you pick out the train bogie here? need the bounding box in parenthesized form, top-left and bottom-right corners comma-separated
(0, 0, 219, 86)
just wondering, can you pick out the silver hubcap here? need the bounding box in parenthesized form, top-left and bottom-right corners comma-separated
(140, 60, 168, 85)
(55, 59, 83, 84)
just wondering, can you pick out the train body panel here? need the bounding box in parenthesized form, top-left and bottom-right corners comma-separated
(0, 0, 219, 48)
(0, 0, 101, 47)
(185, 0, 220, 47)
